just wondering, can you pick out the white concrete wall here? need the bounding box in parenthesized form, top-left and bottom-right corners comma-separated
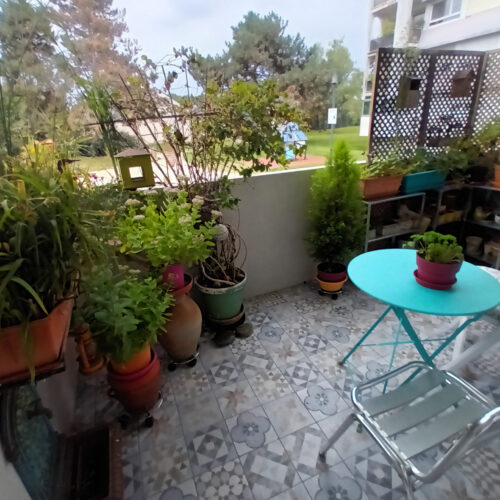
(0, 450, 30, 500)
(224, 167, 323, 298)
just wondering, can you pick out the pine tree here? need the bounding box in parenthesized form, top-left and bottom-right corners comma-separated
(306, 140, 365, 268)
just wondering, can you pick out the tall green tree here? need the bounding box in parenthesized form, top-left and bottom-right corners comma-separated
(0, 0, 63, 154)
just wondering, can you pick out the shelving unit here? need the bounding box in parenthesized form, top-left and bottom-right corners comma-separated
(363, 192, 426, 252)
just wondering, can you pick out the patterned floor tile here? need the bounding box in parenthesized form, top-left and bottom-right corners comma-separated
(458, 446, 500, 499)
(194, 458, 253, 499)
(242, 439, 300, 499)
(199, 341, 236, 371)
(177, 392, 223, 434)
(318, 409, 373, 460)
(232, 339, 277, 378)
(122, 452, 145, 500)
(153, 479, 198, 500)
(141, 435, 192, 497)
(297, 379, 348, 422)
(139, 403, 181, 450)
(185, 420, 238, 475)
(303, 461, 367, 500)
(295, 332, 332, 355)
(282, 359, 324, 391)
(170, 364, 211, 402)
(269, 483, 311, 499)
(280, 423, 329, 481)
(344, 445, 405, 500)
(215, 379, 259, 418)
(264, 393, 314, 438)
(206, 358, 244, 388)
(258, 322, 287, 345)
(247, 366, 294, 404)
(227, 406, 279, 456)
(263, 336, 306, 369)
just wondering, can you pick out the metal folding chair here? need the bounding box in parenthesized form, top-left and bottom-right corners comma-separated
(319, 361, 500, 499)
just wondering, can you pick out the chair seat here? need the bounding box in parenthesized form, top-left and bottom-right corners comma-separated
(357, 369, 491, 459)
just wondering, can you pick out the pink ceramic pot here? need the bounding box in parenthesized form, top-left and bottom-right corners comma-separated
(317, 263, 347, 282)
(162, 263, 185, 290)
(415, 255, 462, 290)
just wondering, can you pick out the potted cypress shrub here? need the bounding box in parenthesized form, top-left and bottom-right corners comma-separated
(306, 141, 365, 293)
(81, 267, 173, 414)
(406, 231, 464, 290)
(0, 164, 104, 383)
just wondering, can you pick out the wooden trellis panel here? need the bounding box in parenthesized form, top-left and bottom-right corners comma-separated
(369, 48, 484, 159)
(472, 49, 500, 134)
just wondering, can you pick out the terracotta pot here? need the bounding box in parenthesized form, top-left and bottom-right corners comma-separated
(415, 254, 462, 290)
(318, 277, 348, 292)
(162, 263, 184, 290)
(110, 343, 151, 375)
(360, 175, 403, 200)
(494, 164, 500, 183)
(159, 274, 201, 361)
(317, 263, 347, 282)
(108, 348, 160, 414)
(0, 298, 74, 381)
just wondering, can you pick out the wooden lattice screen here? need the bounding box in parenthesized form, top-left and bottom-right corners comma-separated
(368, 47, 488, 159)
(472, 49, 500, 134)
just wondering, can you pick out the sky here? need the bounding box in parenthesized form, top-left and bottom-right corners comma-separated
(114, 0, 370, 69)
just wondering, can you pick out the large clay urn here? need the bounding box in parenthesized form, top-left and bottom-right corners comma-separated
(159, 274, 201, 361)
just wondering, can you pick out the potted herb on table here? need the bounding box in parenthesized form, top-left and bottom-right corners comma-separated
(0, 166, 103, 383)
(306, 141, 365, 294)
(81, 267, 173, 414)
(406, 231, 464, 290)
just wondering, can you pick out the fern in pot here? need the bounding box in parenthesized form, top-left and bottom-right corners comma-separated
(306, 141, 365, 293)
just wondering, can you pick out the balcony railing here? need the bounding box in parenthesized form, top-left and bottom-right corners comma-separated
(373, 0, 396, 9)
(370, 33, 394, 52)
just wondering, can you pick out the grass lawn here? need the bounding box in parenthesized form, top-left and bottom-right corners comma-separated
(75, 155, 115, 173)
(306, 126, 368, 162)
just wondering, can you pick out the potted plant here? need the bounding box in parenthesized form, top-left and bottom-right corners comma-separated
(360, 153, 410, 200)
(306, 141, 365, 292)
(406, 231, 464, 290)
(0, 164, 103, 383)
(194, 222, 247, 324)
(81, 267, 173, 413)
(475, 120, 500, 186)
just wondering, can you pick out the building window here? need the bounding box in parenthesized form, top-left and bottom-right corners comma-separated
(362, 99, 371, 115)
(430, 0, 462, 25)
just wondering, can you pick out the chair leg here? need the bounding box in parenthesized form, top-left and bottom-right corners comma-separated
(401, 473, 414, 500)
(319, 413, 356, 458)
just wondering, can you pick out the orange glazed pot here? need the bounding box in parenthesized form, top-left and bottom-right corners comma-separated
(0, 298, 74, 381)
(108, 348, 160, 414)
(360, 175, 403, 200)
(110, 344, 151, 375)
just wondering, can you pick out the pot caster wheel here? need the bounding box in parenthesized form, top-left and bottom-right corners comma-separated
(118, 414, 130, 430)
(331, 294, 338, 300)
(144, 415, 154, 428)
(318, 290, 326, 296)
(167, 362, 177, 372)
(187, 358, 197, 368)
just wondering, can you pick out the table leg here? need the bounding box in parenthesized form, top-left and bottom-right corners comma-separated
(383, 317, 403, 393)
(340, 306, 392, 365)
(392, 307, 433, 365)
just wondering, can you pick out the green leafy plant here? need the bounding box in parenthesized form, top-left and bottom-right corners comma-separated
(361, 152, 412, 179)
(117, 191, 217, 268)
(306, 140, 365, 268)
(406, 231, 464, 263)
(81, 267, 173, 363)
(0, 162, 106, 329)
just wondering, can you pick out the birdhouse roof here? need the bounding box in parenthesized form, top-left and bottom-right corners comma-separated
(114, 148, 150, 158)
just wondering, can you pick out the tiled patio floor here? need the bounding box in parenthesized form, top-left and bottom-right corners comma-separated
(74, 281, 500, 500)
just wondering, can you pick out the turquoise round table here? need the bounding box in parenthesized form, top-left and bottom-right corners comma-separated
(342, 249, 500, 367)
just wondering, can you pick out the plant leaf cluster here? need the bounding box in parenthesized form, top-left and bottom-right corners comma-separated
(306, 140, 365, 267)
(406, 231, 464, 263)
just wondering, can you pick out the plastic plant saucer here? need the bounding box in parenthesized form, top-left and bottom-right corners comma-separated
(413, 270, 456, 291)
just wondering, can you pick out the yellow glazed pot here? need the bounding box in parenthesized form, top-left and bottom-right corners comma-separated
(317, 277, 348, 292)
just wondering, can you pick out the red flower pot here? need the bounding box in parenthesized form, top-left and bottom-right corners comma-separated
(317, 263, 347, 282)
(162, 263, 185, 290)
(108, 348, 160, 414)
(415, 255, 462, 290)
